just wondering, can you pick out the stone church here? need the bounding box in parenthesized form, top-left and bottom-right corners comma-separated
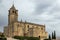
(4, 4, 48, 40)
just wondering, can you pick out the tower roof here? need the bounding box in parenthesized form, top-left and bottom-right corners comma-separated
(10, 4, 16, 10)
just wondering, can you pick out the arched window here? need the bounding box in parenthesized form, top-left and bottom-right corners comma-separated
(41, 27, 43, 30)
(39, 36, 40, 38)
(28, 25, 29, 28)
(28, 25, 29, 31)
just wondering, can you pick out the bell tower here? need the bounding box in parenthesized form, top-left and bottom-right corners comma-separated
(8, 4, 18, 25)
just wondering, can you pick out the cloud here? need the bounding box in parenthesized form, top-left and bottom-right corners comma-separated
(0, 0, 2, 3)
(0, 0, 60, 37)
(32, 0, 56, 15)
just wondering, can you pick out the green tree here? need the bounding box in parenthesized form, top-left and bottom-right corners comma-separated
(49, 34, 51, 40)
(52, 32, 54, 39)
(54, 31, 56, 39)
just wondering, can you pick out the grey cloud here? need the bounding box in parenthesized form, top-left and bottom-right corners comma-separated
(0, 15, 8, 26)
(0, 0, 2, 3)
(33, 0, 56, 15)
(35, 4, 50, 14)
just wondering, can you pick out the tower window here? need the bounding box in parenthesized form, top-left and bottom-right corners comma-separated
(15, 11, 16, 14)
(12, 11, 15, 13)
(28, 25, 29, 28)
(17, 24, 19, 27)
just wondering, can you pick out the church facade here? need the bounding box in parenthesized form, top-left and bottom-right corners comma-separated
(4, 4, 48, 40)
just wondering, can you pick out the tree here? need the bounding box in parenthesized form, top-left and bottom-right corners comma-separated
(52, 32, 54, 39)
(49, 34, 51, 40)
(54, 31, 56, 39)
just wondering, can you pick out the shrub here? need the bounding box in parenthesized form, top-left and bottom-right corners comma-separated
(0, 38, 7, 40)
(13, 36, 40, 40)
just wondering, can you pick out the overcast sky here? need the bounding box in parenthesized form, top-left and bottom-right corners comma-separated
(0, 0, 60, 37)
